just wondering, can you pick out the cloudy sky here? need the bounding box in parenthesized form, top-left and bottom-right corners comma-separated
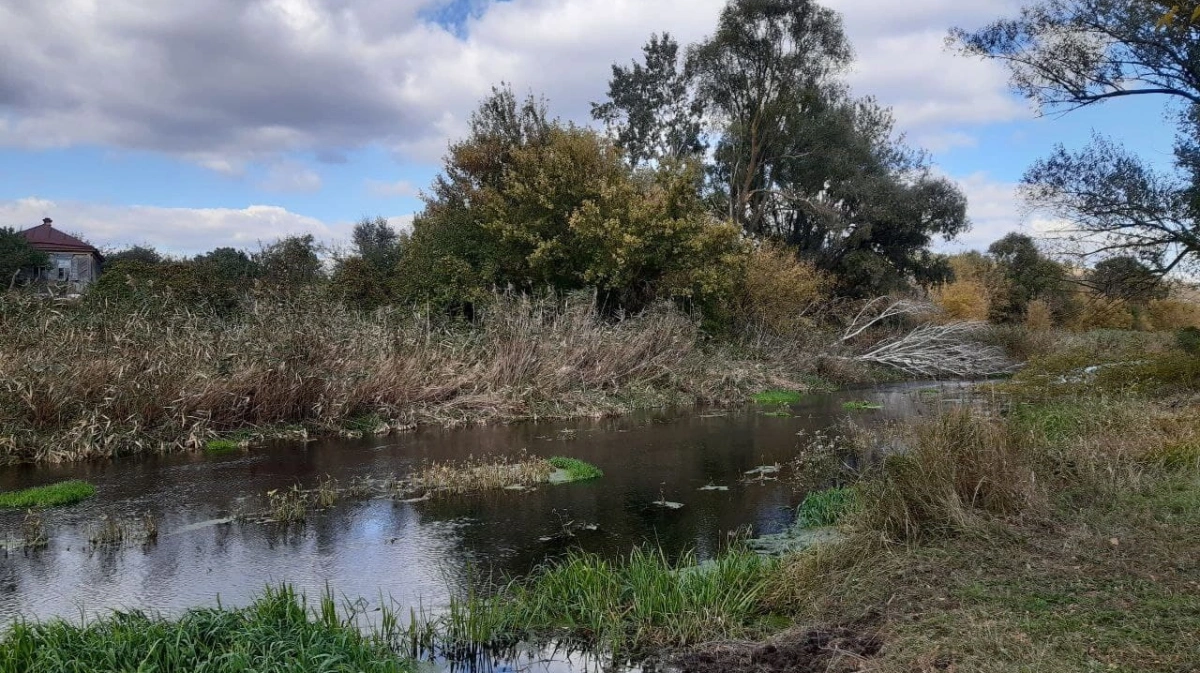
(0, 0, 1177, 255)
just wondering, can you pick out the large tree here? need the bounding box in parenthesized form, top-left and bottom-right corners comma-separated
(594, 0, 969, 295)
(952, 0, 1200, 275)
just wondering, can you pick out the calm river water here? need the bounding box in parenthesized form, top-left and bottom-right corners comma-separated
(0, 381, 972, 670)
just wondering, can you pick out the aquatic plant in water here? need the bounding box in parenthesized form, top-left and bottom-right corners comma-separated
(0, 481, 95, 509)
(842, 400, 883, 411)
(752, 390, 802, 405)
(547, 457, 603, 482)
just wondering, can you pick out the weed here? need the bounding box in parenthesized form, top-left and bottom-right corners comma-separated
(841, 400, 882, 410)
(547, 457, 603, 482)
(204, 439, 241, 455)
(752, 390, 802, 405)
(315, 476, 339, 508)
(401, 547, 776, 659)
(266, 486, 309, 523)
(20, 510, 47, 549)
(796, 487, 857, 528)
(0, 481, 95, 509)
(0, 585, 413, 672)
(411, 455, 554, 494)
(88, 515, 124, 546)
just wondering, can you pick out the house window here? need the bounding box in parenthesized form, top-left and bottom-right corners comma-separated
(56, 258, 70, 281)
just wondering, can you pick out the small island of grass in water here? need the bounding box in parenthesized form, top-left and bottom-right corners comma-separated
(0, 480, 95, 509)
(842, 400, 882, 411)
(548, 456, 603, 482)
(752, 390, 803, 405)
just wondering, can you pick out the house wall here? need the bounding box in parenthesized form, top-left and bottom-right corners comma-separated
(28, 253, 100, 291)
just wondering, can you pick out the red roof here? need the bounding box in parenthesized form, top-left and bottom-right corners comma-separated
(19, 220, 100, 255)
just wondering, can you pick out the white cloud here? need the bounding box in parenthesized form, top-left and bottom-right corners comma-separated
(260, 160, 323, 193)
(937, 172, 1026, 253)
(1, 197, 344, 256)
(0, 0, 1030, 169)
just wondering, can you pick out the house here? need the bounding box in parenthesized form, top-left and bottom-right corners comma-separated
(19, 218, 103, 291)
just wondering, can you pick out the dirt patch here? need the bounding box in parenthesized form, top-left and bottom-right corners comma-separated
(673, 626, 881, 673)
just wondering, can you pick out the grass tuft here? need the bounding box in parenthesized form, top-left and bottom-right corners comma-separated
(547, 457, 603, 482)
(204, 439, 241, 455)
(402, 547, 776, 659)
(0, 585, 413, 672)
(796, 487, 857, 528)
(752, 390, 802, 405)
(841, 400, 882, 411)
(0, 481, 95, 509)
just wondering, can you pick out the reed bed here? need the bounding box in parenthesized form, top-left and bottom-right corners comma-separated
(0, 291, 809, 464)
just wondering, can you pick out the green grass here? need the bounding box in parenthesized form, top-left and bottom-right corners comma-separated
(204, 439, 241, 454)
(795, 486, 857, 528)
(841, 400, 882, 410)
(0, 480, 95, 509)
(402, 547, 776, 659)
(548, 457, 603, 482)
(752, 390, 802, 405)
(0, 585, 414, 673)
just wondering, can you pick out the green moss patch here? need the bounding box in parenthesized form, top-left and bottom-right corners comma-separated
(0, 480, 96, 509)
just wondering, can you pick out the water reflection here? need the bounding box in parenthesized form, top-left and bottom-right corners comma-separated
(0, 381, 972, 629)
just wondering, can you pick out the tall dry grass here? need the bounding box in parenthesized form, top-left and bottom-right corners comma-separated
(0, 291, 810, 464)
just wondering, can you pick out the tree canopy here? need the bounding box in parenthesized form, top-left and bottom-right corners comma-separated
(594, 0, 968, 296)
(953, 0, 1200, 275)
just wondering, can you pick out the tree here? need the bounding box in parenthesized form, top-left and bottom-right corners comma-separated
(254, 235, 323, 289)
(400, 86, 746, 314)
(194, 247, 259, 284)
(595, 0, 969, 295)
(351, 216, 405, 273)
(986, 233, 1070, 323)
(952, 1, 1200, 275)
(0, 227, 49, 289)
(591, 33, 706, 167)
(105, 245, 163, 266)
(1089, 256, 1168, 303)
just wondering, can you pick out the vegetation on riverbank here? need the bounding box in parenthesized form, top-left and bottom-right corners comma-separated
(0, 480, 95, 509)
(0, 586, 414, 673)
(376, 336, 1200, 671)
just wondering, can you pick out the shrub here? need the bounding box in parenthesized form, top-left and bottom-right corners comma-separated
(1145, 298, 1200, 331)
(932, 277, 990, 321)
(1023, 299, 1054, 331)
(734, 242, 829, 332)
(1179, 326, 1200, 355)
(855, 411, 1042, 540)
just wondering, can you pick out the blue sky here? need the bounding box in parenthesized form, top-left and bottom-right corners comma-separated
(0, 0, 1178, 256)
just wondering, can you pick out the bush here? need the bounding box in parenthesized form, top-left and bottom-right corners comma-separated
(932, 277, 990, 321)
(1179, 326, 1200, 355)
(396, 87, 746, 316)
(855, 411, 1042, 540)
(734, 242, 829, 332)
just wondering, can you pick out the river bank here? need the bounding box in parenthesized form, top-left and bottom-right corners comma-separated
(1, 292, 866, 466)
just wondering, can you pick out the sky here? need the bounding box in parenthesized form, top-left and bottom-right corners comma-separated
(0, 0, 1180, 256)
